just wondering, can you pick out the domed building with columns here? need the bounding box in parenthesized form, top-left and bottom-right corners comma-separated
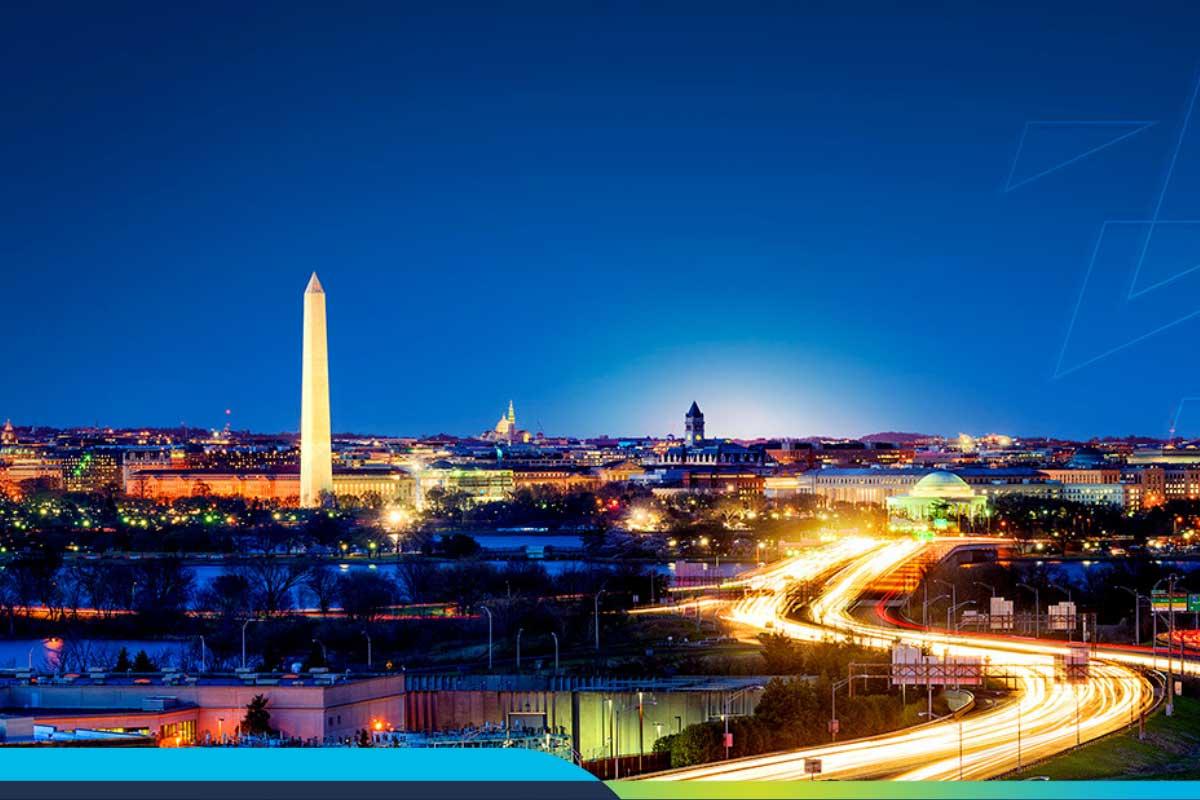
(886, 470, 988, 525)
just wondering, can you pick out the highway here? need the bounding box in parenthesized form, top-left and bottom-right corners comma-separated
(647, 536, 1158, 781)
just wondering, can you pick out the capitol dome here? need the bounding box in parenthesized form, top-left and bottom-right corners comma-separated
(910, 471, 975, 499)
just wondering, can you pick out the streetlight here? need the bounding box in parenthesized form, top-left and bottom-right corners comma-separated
(1152, 574, 1179, 716)
(516, 628, 524, 672)
(197, 635, 207, 673)
(312, 638, 328, 666)
(1048, 582, 1072, 603)
(480, 606, 493, 671)
(550, 632, 559, 674)
(594, 587, 607, 653)
(1015, 699, 1022, 773)
(830, 677, 851, 742)
(972, 580, 996, 598)
(1016, 583, 1040, 638)
(949, 600, 976, 633)
(241, 618, 263, 670)
(362, 631, 372, 669)
(925, 593, 949, 630)
(723, 685, 764, 756)
(933, 579, 957, 630)
(1117, 586, 1142, 645)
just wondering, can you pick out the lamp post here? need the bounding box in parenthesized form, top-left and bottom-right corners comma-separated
(241, 618, 262, 670)
(949, 600, 976, 634)
(830, 678, 850, 742)
(638, 691, 645, 773)
(958, 720, 965, 781)
(551, 632, 559, 674)
(723, 685, 764, 756)
(1016, 699, 1022, 772)
(480, 606, 493, 671)
(972, 580, 996, 598)
(312, 638, 328, 666)
(933, 579, 957, 630)
(516, 628, 524, 672)
(1017, 583, 1040, 638)
(924, 593, 948, 630)
(1117, 586, 1142, 645)
(594, 588, 606, 653)
(198, 635, 207, 673)
(1152, 574, 1179, 715)
(362, 631, 372, 669)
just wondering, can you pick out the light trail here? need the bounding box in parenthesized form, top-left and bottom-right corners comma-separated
(647, 536, 1157, 782)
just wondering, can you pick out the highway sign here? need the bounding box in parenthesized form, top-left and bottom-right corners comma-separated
(1151, 592, 1190, 612)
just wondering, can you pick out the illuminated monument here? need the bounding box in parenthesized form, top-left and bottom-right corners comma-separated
(885, 470, 987, 526)
(299, 272, 333, 507)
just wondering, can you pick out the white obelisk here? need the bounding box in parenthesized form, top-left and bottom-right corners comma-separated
(300, 272, 333, 507)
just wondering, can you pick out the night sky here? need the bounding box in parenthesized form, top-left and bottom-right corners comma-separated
(5, 2, 1200, 440)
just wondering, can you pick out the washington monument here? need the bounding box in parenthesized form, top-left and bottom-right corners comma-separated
(300, 272, 333, 507)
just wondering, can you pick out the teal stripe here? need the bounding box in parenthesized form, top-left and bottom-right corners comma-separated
(0, 749, 596, 782)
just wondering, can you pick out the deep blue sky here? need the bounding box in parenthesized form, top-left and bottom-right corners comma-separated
(5, 2, 1200, 440)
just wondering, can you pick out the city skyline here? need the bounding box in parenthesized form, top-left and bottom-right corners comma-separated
(6, 5, 1200, 440)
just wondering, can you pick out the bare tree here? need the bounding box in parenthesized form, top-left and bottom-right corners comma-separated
(236, 558, 309, 616)
(303, 566, 339, 615)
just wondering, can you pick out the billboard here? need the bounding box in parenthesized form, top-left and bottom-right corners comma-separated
(890, 644, 982, 687)
(1047, 601, 1076, 631)
(989, 597, 1014, 631)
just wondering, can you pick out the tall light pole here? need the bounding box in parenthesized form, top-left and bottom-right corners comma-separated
(638, 690, 645, 773)
(480, 606, 493, 671)
(949, 600, 976, 634)
(551, 632, 559, 674)
(1153, 574, 1178, 716)
(958, 720, 964, 780)
(241, 618, 262, 670)
(594, 588, 606, 653)
(972, 580, 996, 598)
(1016, 583, 1040, 638)
(362, 631, 372, 669)
(516, 628, 524, 672)
(1117, 586, 1141, 645)
(830, 678, 850, 742)
(933, 579, 957, 630)
(1048, 582, 1072, 603)
(925, 594, 948, 631)
(723, 685, 764, 756)
(312, 638, 328, 666)
(198, 635, 207, 673)
(1016, 699, 1022, 772)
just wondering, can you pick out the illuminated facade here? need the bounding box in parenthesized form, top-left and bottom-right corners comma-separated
(299, 272, 333, 507)
(885, 470, 988, 521)
(482, 401, 530, 443)
(419, 463, 514, 503)
(511, 466, 600, 492)
(126, 468, 415, 505)
(60, 449, 123, 493)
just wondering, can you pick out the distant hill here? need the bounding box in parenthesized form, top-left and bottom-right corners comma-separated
(860, 432, 939, 444)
